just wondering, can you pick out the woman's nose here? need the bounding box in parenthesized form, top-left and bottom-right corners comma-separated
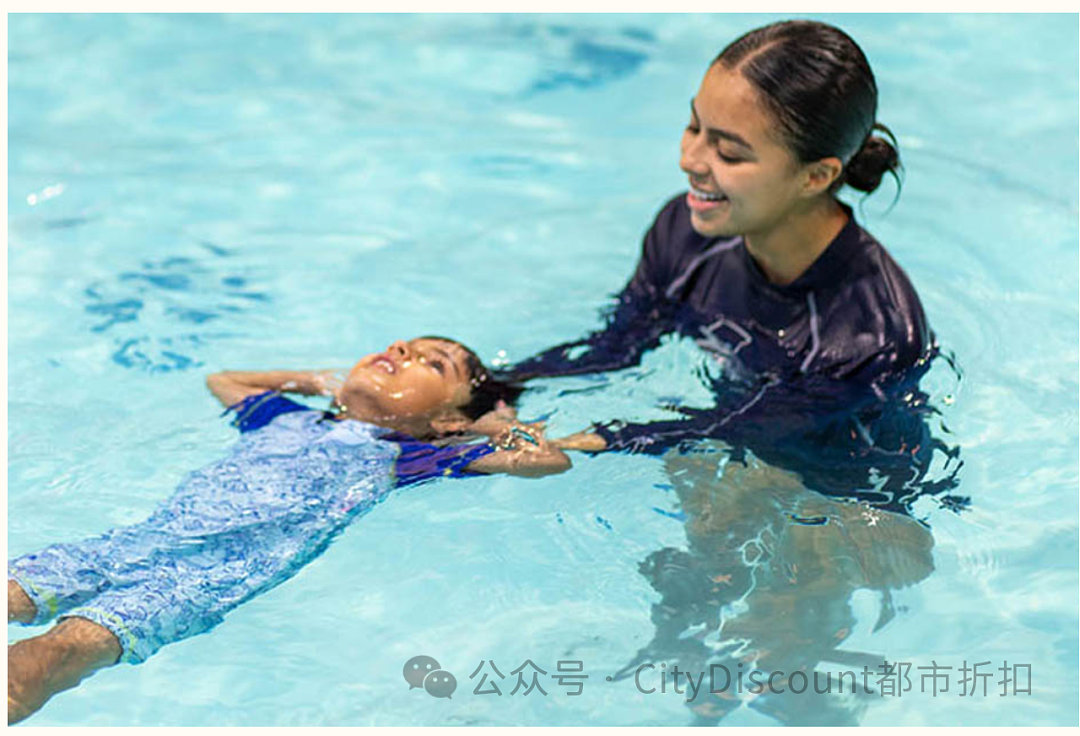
(680, 132, 709, 178)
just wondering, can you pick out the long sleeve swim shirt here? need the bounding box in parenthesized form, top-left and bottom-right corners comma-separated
(8, 393, 496, 664)
(504, 194, 936, 457)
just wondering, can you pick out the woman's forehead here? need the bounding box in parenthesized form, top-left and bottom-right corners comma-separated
(697, 65, 777, 146)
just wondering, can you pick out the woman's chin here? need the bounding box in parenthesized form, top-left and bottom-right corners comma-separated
(690, 211, 736, 238)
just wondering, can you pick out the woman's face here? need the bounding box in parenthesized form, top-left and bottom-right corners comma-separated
(336, 337, 474, 424)
(679, 63, 810, 240)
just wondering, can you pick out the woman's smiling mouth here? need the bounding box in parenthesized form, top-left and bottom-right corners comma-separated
(688, 185, 729, 211)
(690, 184, 726, 201)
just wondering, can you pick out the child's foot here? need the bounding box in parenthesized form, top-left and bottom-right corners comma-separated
(8, 579, 35, 624)
(8, 638, 52, 724)
(7, 617, 121, 724)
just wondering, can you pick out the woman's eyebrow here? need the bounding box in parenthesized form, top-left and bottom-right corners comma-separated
(689, 97, 754, 151)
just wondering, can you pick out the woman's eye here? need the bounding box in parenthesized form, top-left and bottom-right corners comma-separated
(430, 360, 445, 374)
(717, 150, 743, 164)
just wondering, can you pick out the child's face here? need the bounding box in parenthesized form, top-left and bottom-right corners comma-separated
(337, 337, 475, 426)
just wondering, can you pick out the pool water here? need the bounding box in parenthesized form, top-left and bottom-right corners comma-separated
(7, 13, 1078, 726)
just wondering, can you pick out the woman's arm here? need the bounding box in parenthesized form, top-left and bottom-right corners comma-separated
(205, 370, 339, 408)
(498, 197, 681, 382)
(551, 368, 918, 456)
(499, 260, 676, 381)
(551, 431, 608, 452)
(500, 283, 671, 381)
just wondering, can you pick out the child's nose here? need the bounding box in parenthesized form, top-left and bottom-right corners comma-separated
(389, 340, 410, 360)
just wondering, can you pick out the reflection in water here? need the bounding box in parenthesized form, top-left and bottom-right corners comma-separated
(613, 446, 938, 725)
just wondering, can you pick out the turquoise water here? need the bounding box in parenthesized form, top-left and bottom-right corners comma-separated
(7, 13, 1078, 726)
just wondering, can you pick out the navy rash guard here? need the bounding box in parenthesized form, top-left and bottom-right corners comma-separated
(505, 193, 938, 467)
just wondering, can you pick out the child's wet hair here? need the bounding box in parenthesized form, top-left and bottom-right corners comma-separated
(419, 335, 525, 420)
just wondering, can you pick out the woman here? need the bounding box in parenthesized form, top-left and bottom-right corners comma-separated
(508, 20, 936, 467)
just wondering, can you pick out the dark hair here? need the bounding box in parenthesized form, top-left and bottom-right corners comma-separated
(419, 335, 525, 421)
(714, 20, 901, 196)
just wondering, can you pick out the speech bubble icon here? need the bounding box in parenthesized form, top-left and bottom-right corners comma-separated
(403, 655, 441, 690)
(424, 669, 457, 699)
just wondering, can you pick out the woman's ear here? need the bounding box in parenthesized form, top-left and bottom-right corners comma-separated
(801, 156, 843, 197)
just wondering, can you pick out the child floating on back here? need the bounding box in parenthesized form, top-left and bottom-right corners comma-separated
(8, 336, 572, 723)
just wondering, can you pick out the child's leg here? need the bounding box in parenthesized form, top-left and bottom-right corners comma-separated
(8, 535, 123, 627)
(9, 523, 172, 627)
(8, 616, 121, 724)
(8, 579, 34, 624)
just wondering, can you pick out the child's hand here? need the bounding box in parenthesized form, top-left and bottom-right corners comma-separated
(467, 419, 571, 477)
(309, 370, 344, 397)
(492, 420, 549, 453)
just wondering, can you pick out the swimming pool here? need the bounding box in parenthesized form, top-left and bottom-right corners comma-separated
(7, 13, 1078, 726)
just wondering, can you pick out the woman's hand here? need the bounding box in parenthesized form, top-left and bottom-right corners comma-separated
(551, 431, 608, 452)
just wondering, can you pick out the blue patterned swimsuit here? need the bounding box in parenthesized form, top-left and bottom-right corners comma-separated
(8, 392, 494, 664)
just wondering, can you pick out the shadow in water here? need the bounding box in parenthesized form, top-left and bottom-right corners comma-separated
(612, 446, 940, 725)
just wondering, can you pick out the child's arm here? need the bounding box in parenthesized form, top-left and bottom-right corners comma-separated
(465, 422, 572, 478)
(205, 370, 339, 408)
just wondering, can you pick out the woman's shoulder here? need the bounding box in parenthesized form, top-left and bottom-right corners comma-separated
(839, 221, 934, 365)
(848, 223, 926, 316)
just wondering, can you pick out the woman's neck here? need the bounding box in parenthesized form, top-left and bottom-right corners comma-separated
(743, 197, 849, 286)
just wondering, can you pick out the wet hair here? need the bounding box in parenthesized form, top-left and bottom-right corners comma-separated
(714, 19, 901, 196)
(419, 335, 526, 421)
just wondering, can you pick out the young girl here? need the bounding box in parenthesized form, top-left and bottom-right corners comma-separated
(7, 336, 569, 723)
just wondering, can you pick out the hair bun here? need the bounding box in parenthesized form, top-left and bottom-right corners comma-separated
(845, 124, 901, 193)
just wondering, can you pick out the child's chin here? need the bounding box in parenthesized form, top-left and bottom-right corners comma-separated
(350, 370, 391, 393)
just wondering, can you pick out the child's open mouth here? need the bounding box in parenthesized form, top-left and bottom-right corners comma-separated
(371, 355, 396, 374)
